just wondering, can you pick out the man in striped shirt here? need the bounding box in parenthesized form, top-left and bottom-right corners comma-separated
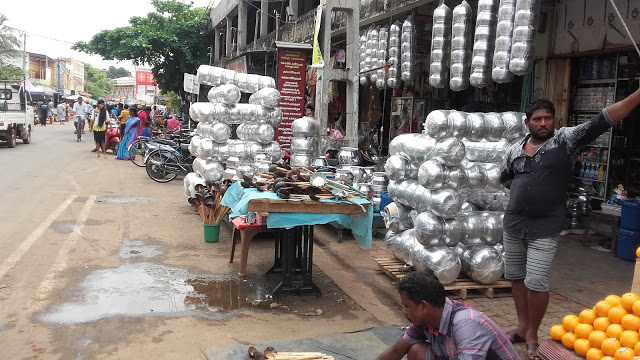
(377, 270, 518, 360)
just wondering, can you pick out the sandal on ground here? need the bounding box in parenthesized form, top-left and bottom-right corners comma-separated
(505, 330, 526, 344)
(526, 343, 540, 360)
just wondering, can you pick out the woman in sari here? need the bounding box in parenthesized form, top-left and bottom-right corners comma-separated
(116, 106, 140, 160)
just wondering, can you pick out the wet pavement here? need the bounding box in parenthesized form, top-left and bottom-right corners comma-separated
(39, 238, 276, 325)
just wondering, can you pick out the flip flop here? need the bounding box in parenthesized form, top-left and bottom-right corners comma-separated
(505, 330, 526, 344)
(526, 343, 540, 360)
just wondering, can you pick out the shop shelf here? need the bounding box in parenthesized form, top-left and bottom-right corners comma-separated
(575, 79, 617, 85)
(577, 161, 608, 166)
(569, 192, 605, 201)
(573, 176, 605, 182)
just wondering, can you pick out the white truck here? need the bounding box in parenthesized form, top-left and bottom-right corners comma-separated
(0, 80, 33, 147)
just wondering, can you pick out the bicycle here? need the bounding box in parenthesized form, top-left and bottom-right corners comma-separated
(129, 129, 193, 167)
(145, 147, 192, 183)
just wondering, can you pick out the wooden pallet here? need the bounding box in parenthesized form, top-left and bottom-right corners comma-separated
(374, 255, 512, 299)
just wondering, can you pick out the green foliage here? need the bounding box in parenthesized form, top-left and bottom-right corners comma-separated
(73, 0, 210, 97)
(0, 62, 23, 80)
(105, 66, 131, 79)
(0, 13, 21, 62)
(84, 63, 113, 99)
(163, 91, 181, 113)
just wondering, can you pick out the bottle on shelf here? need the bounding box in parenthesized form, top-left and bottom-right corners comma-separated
(580, 163, 586, 178)
(598, 165, 605, 181)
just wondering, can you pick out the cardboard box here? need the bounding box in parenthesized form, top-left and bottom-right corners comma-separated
(606, 0, 631, 48)
(579, 0, 607, 51)
(626, 0, 640, 45)
(554, 0, 582, 54)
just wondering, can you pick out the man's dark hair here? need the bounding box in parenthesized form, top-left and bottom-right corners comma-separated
(526, 98, 555, 119)
(124, 104, 129, 109)
(398, 269, 446, 308)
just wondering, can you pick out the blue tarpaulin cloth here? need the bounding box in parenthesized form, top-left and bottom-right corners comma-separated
(221, 182, 373, 249)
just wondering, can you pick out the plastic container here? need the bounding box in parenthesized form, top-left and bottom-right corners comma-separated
(622, 200, 640, 231)
(379, 191, 392, 212)
(204, 224, 220, 243)
(617, 228, 640, 261)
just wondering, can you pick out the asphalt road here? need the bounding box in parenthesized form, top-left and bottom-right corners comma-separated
(0, 123, 404, 359)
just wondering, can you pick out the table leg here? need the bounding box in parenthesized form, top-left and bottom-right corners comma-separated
(272, 225, 321, 297)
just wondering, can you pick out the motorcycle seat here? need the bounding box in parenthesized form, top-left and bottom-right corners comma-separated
(179, 143, 189, 151)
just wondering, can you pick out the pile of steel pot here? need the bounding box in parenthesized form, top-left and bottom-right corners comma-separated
(289, 116, 319, 167)
(382, 110, 529, 285)
(186, 65, 282, 184)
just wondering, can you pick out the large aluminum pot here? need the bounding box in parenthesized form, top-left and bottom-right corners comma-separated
(248, 87, 281, 109)
(338, 147, 360, 166)
(197, 138, 214, 159)
(188, 135, 202, 157)
(442, 218, 463, 246)
(414, 212, 444, 246)
(481, 211, 504, 245)
(207, 84, 241, 105)
(290, 137, 317, 154)
(371, 172, 389, 187)
(209, 141, 230, 162)
(444, 165, 468, 190)
(418, 159, 445, 189)
(209, 122, 231, 143)
(424, 110, 451, 139)
(200, 160, 224, 183)
(461, 244, 504, 284)
(501, 112, 525, 140)
(466, 113, 488, 142)
(484, 113, 505, 141)
(458, 213, 485, 245)
(382, 202, 412, 233)
(291, 116, 318, 137)
(236, 164, 255, 178)
(421, 245, 462, 285)
(256, 124, 275, 144)
(290, 153, 313, 167)
(430, 188, 462, 219)
(262, 141, 282, 162)
(449, 111, 471, 139)
(434, 137, 466, 166)
(350, 166, 366, 183)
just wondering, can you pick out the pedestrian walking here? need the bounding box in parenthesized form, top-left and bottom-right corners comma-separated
(116, 106, 140, 160)
(91, 99, 109, 158)
(499, 89, 640, 360)
(376, 270, 519, 360)
(47, 99, 54, 124)
(39, 100, 48, 127)
(56, 102, 65, 125)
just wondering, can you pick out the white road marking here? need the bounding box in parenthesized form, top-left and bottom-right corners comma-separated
(30, 195, 96, 308)
(0, 195, 77, 279)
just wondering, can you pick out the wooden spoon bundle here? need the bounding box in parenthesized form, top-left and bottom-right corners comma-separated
(188, 182, 230, 225)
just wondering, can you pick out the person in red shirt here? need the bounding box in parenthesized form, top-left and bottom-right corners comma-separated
(137, 106, 149, 136)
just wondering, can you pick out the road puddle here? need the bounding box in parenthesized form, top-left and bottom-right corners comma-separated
(49, 221, 78, 234)
(39, 263, 274, 324)
(95, 196, 156, 204)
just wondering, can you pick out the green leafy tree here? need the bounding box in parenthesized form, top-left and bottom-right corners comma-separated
(0, 63, 23, 80)
(105, 66, 131, 79)
(0, 13, 21, 62)
(84, 63, 113, 99)
(73, 0, 210, 100)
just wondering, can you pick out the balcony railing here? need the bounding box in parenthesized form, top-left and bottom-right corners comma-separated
(240, 0, 425, 53)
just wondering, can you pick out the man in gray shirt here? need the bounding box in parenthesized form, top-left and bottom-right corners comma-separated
(376, 270, 518, 360)
(499, 88, 640, 360)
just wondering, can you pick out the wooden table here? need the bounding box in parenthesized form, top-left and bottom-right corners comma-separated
(247, 198, 368, 297)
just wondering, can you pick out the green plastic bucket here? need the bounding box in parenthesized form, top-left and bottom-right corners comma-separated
(203, 224, 220, 243)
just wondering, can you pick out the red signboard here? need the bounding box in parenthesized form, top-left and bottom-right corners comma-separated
(275, 48, 307, 148)
(135, 70, 156, 86)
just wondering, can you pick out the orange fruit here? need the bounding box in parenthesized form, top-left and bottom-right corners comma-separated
(620, 330, 640, 348)
(609, 324, 626, 339)
(615, 347, 635, 360)
(636, 246, 640, 258)
(622, 294, 640, 312)
(597, 301, 614, 317)
(581, 309, 598, 324)
(575, 338, 592, 356)
(562, 331, 578, 349)
(634, 341, 640, 355)
(632, 300, 640, 317)
(551, 325, 568, 341)
(590, 330, 609, 348)
(602, 337, 622, 356)
(603, 357, 615, 360)
(607, 295, 623, 308)
(611, 307, 630, 324)
(596, 317, 614, 331)
(564, 314, 581, 332)
(622, 314, 640, 331)
(576, 323, 595, 339)
(587, 348, 605, 360)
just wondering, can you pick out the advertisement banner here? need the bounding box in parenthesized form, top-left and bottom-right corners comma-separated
(275, 48, 307, 148)
(312, 5, 324, 65)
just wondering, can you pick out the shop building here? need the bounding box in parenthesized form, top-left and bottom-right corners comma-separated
(208, 0, 640, 201)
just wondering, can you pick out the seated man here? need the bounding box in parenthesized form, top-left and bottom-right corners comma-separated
(377, 270, 518, 360)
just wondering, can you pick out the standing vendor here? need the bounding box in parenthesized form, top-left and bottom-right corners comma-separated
(499, 88, 640, 360)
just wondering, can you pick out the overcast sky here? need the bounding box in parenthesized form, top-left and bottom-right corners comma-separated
(3, 0, 214, 72)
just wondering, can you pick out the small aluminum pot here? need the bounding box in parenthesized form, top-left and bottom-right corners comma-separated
(290, 153, 313, 167)
(338, 147, 360, 165)
(371, 172, 389, 187)
(290, 137, 317, 154)
(336, 168, 354, 184)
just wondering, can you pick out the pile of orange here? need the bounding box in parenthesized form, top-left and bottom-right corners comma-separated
(551, 293, 640, 360)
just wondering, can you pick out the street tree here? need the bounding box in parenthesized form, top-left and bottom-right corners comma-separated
(0, 13, 21, 63)
(0, 63, 23, 80)
(73, 0, 210, 101)
(105, 66, 131, 79)
(84, 63, 113, 99)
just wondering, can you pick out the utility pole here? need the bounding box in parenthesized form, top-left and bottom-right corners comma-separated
(22, 32, 26, 85)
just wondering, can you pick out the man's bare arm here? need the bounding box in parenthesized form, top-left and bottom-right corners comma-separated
(376, 338, 412, 360)
(607, 87, 640, 123)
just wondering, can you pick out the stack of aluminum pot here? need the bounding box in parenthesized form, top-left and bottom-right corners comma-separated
(387, 22, 402, 89)
(382, 110, 528, 285)
(290, 116, 319, 168)
(189, 65, 282, 182)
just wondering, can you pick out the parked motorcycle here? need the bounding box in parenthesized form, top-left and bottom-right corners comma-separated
(105, 121, 120, 154)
